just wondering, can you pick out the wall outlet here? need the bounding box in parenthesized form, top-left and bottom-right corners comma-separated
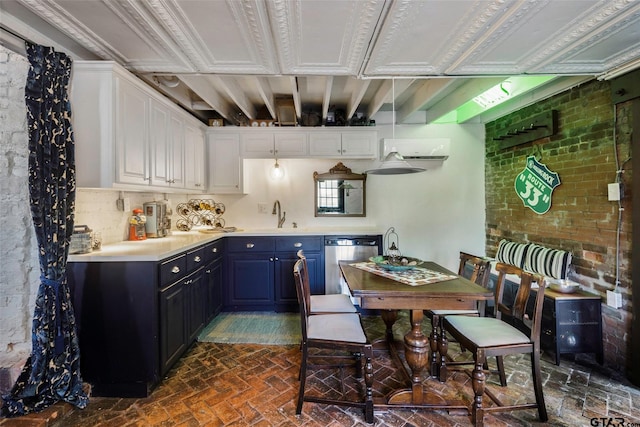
(116, 197, 130, 212)
(607, 183, 621, 201)
(258, 202, 268, 214)
(606, 290, 622, 308)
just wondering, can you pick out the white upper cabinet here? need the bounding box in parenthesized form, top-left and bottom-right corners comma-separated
(207, 132, 243, 194)
(185, 123, 205, 190)
(168, 114, 185, 188)
(114, 77, 150, 185)
(308, 130, 377, 159)
(240, 131, 307, 158)
(70, 61, 205, 193)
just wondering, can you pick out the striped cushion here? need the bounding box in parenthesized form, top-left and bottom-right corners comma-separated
(524, 244, 572, 279)
(495, 240, 529, 268)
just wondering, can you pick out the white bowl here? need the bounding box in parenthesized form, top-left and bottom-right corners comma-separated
(548, 279, 580, 293)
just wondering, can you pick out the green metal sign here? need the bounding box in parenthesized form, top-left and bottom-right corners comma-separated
(514, 156, 561, 214)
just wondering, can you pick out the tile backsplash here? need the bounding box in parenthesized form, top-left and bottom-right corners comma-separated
(75, 189, 188, 245)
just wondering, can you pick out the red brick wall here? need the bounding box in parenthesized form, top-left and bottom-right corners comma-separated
(484, 79, 632, 372)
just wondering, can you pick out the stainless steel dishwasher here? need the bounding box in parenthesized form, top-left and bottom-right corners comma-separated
(324, 236, 381, 296)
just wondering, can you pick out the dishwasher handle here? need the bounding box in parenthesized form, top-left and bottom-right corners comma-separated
(325, 238, 379, 246)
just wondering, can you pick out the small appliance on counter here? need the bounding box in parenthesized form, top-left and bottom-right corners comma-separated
(129, 209, 147, 241)
(143, 201, 171, 238)
(70, 225, 94, 253)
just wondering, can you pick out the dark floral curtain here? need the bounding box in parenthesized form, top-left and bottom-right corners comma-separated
(1, 42, 88, 417)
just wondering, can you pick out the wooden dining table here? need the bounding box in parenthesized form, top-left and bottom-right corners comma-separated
(339, 260, 493, 410)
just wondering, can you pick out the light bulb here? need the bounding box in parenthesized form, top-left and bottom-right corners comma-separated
(270, 160, 284, 180)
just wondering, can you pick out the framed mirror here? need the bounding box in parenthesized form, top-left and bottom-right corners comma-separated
(314, 162, 366, 217)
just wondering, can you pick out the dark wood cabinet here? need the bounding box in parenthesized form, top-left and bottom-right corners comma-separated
(492, 275, 604, 366)
(538, 289, 603, 365)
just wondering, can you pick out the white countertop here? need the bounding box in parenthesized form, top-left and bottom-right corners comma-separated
(68, 227, 382, 262)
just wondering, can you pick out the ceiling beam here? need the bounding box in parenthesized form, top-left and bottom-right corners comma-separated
(211, 76, 257, 120)
(367, 79, 392, 119)
(289, 76, 302, 119)
(254, 76, 277, 119)
(395, 78, 458, 123)
(347, 79, 371, 120)
(425, 77, 505, 123)
(473, 76, 594, 124)
(322, 76, 334, 121)
(177, 75, 234, 120)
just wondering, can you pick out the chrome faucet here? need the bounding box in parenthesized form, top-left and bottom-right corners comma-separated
(272, 200, 286, 228)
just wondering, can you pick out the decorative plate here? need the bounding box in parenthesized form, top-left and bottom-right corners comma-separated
(369, 255, 421, 271)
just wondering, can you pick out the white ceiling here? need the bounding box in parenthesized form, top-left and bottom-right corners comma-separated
(2, 0, 640, 125)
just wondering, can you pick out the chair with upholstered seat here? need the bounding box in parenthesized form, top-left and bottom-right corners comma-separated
(427, 252, 498, 382)
(297, 250, 357, 314)
(293, 259, 374, 423)
(443, 263, 548, 427)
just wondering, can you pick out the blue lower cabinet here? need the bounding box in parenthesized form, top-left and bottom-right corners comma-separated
(226, 253, 275, 310)
(225, 236, 324, 312)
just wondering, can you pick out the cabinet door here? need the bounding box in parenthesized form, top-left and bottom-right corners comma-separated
(208, 133, 243, 194)
(204, 257, 224, 321)
(159, 280, 187, 375)
(341, 131, 377, 158)
(226, 254, 274, 309)
(308, 132, 342, 157)
(274, 250, 324, 312)
(241, 133, 275, 158)
(185, 123, 205, 190)
(115, 77, 150, 185)
(274, 133, 308, 157)
(186, 271, 206, 343)
(150, 101, 170, 187)
(169, 114, 185, 187)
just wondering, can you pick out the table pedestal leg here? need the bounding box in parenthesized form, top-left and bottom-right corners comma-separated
(380, 309, 398, 343)
(388, 309, 430, 404)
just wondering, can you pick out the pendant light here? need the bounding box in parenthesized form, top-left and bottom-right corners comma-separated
(366, 78, 425, 175)
(270, 158, 285, 180)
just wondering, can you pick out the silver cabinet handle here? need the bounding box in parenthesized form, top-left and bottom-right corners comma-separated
(194, 256, 201, 263)
(171, 266, 180, 274)
(270, 257, 274, 262)
(294, 242, 302, 248)
(275, 257, 279, 261)
(246, 243, 255, 249)
(205, 269, 211, 274)
(212, 247, 217, 253)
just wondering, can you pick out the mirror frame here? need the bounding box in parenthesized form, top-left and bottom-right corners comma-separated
(313, 162, 366, 217)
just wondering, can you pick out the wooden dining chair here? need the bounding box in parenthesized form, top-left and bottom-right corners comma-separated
(427, 252, 498, 382)
(293, 259, 374, 423)
(443, 263, 548, 427)
(297, 250, 357, 314)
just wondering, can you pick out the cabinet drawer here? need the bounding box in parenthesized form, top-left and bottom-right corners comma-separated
(160, 254, 187, 287)
(186, 247, 205, 272)
(203, 239, 224, 263)
(275, 236, 323, 252)
(226, 237, 275, 252)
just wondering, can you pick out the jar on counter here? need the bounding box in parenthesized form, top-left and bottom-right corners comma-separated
(129, 208, 147, 241)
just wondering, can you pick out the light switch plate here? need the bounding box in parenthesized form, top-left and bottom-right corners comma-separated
(606, 290, 622, 308)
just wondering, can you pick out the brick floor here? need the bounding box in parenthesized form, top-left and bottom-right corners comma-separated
(2, 313, 639, 427)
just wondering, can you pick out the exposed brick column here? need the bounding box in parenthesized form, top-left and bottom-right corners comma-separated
(484, 79, 632, 373)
